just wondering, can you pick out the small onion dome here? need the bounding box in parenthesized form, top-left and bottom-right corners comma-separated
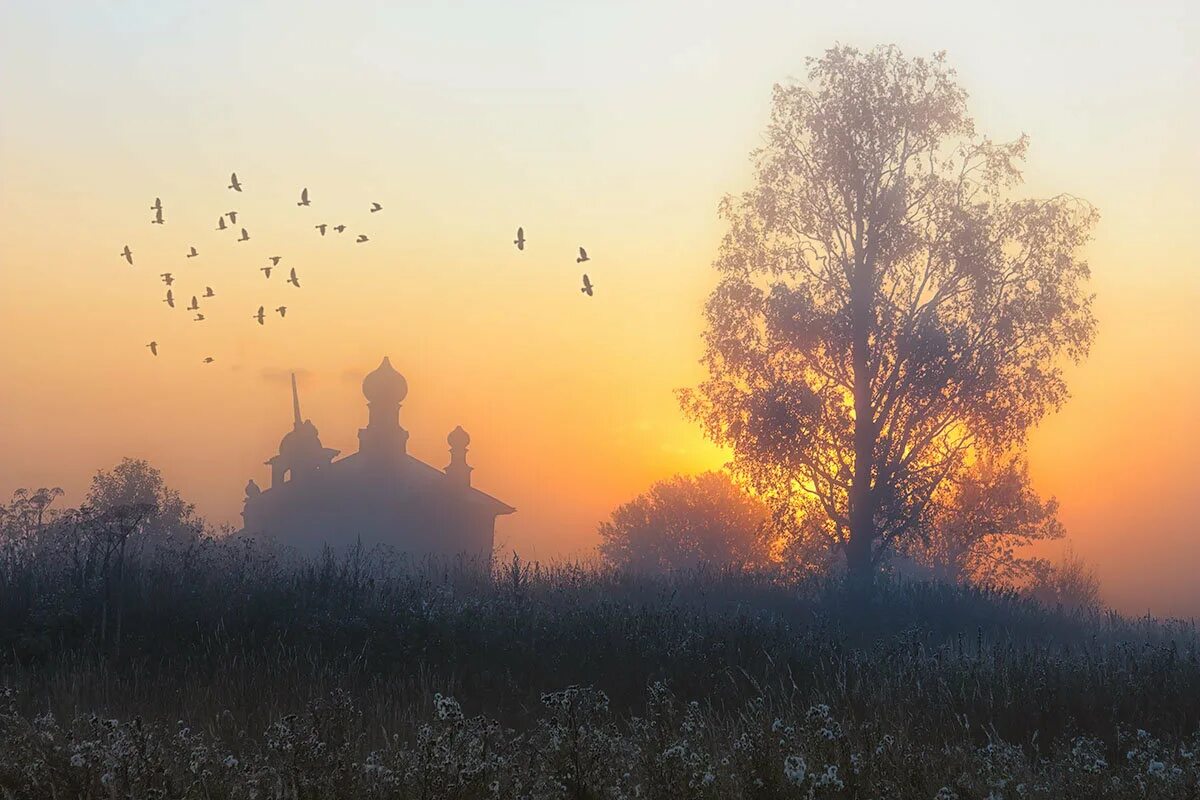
(362, 356, 407, 405)
(448, 425, 470, 449)
(278, 420, 324, 462)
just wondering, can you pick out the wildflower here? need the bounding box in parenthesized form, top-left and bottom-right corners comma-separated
(806, 704, 831, 722)
(223, 754, 239, 768)
(70, 753, 85, 768)
(783, 754, 807, 786)
(433, 693, 463, 722)
(815, 764, 843, 790)
(934, 788, 959, 800)
(1147, 760, 1167, 778)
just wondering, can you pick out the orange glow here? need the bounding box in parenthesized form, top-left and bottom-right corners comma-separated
(1, 2, 1197, 614)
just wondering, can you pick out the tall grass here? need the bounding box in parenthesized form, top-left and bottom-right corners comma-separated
(2, 536, 1198, 797)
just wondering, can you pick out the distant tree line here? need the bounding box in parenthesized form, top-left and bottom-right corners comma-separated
(598, 469, 1099, 610)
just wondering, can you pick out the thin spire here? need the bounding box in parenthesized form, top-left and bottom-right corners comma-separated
(291, 372, 302, 427)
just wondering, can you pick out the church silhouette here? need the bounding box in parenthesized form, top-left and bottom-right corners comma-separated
(241, 357, 515, 556)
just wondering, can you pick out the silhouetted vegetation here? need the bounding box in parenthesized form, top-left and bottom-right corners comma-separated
(598, 472, 773, 572)
(682, 45, 1097, 592)
(1, 479, 1196, 797)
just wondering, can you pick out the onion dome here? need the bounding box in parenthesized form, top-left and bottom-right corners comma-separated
(362, 356, 407, 405)
(278, 419, 324, 463)
(448, 425, 471, 449)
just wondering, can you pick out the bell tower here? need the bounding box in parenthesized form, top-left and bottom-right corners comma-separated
(358, 356, 409, 461)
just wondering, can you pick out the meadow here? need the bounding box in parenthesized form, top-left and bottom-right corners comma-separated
(2, 535, 1199, 799)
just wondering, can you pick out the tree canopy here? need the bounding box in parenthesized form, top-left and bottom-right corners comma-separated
(598, 472, 772, 573)
(682, 45, 1096, 587)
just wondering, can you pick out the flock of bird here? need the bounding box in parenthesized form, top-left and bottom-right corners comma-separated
(511, 226, 596, 295)
(123, 174, 597, 364)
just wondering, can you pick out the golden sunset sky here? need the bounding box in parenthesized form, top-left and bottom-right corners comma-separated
(1, 2, 1197, 614)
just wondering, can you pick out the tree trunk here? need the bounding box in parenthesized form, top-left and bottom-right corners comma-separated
(847, 234, 876, 595)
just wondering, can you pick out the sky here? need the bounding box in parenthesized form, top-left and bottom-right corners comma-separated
(1, 1, 1197, 615)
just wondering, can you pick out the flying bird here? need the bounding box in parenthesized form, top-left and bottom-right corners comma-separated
(253, 306, 265, 325)
(146, 341, 158, 356)
(269, 256, 281, 265)
(216, 216, 227, 231)
(228, 172, 242, 192)
(163, 289, 175, 308)
(187, 296, 200, 311)
(333, 224, 346, 233)
(581, 274, 594, 296)
(315, 224, 327, 236)
(194, 313, 205, 322)
(203, 357, 215, 364)
(356, 234, 368, 243)
(287, 268, 300, 287)
(275, 306, 287, 318)
(513, 227, 525, 251)
(150, 197, 162, 213)
(227, 211, 239, 224)
(576, 246, 589, 264)
(298, 187, 310, 206)
(151, 207, 164, 225)
(370, 202, 382, 212)
(237, 228, 250, 242)
(261, 266, 273, 278)
(203, 286, 215, 297)
(186, 246, 198, 258)
(120, 245, 133, 265)
(160, 272, 174, 285)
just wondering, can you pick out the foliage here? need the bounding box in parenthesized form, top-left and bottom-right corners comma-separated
(895, 452, 1065, 585)
(598, 472, 773, 572)
(681, 45, 1097, 585)
(1027, 547, 1103, 611)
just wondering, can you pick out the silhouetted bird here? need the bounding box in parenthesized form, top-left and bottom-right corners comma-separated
(164, 289, 175, 308)
(287, 268, 300, 287)
(150, 197, 162, 213)
(315, 224, 327, 236)
(581, 274, 594, 296)
(203, 286, 215, 297)
(194, 313, 205, 322)
(238, 228, 250, 242)
(513, 227, 525, 251)
(228, 172, 242, 192)
(161, 273, 174, 286)
(275, 306, 287, 318)
(577, 246, 589, 264)
(186, 246, 198, 258)
(187, 296, 199, 311)
(152, 207, 164, 225)
(147, 341, 158, 356)
(269, 256, 281, 265)
(253, 306, 265, 325)
(203, 356, 215, 364)
(120, 245, 133, 265)
(227, 211, 239, 224)
(356, 234, 368, 243)
(334, 224, 346, 233)
(298, 188, 310, 206)
(261, 266, 273, 278)
(370, 202, 382, 212)
(216, 216, 227, 231)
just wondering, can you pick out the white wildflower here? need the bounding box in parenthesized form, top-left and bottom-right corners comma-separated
(783, 754, 807, 786)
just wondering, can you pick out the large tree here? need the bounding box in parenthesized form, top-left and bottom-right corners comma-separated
(681, 46, 1096, 588)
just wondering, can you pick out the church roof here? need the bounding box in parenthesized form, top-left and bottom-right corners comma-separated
(331, 450, 516, 515)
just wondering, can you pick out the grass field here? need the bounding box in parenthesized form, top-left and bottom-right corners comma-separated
(2, 538, 1198, 798)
